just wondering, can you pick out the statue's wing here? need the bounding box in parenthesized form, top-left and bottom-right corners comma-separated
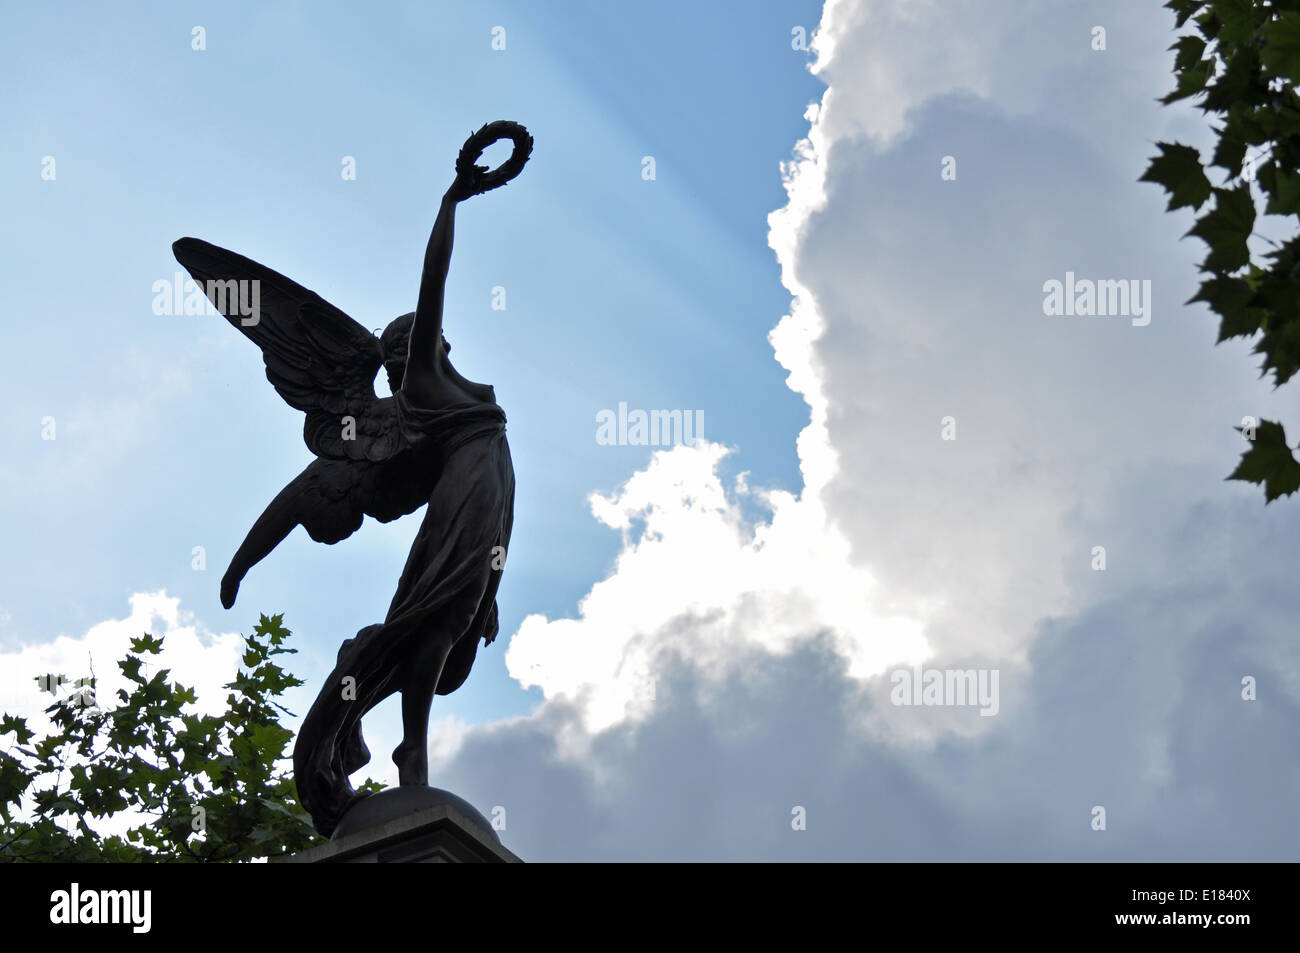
(277, 455, 441, 543)
(172, 237, 400, 463)
(217, 434, 443, 607)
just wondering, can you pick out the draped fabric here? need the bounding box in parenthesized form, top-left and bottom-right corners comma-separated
(293, 392, 514, 836)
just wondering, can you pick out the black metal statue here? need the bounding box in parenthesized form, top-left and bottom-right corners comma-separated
(174, 121, 532, 836)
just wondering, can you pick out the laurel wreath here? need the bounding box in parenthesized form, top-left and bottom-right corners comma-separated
(454, 121, 533, 196)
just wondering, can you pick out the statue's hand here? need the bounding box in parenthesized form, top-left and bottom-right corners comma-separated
(220, 570, 241, 610)
(446, 168, 486, 203)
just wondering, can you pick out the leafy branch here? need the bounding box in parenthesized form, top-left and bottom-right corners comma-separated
(1144, 0, 1300, 500)
(0, 613, 325, 862)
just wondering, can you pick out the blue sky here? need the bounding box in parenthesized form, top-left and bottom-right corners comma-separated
(0, 0, 822, 727)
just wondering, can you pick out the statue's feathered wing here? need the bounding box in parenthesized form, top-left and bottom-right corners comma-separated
(174, 236, 397, 461)
(173, 238, 437, 587)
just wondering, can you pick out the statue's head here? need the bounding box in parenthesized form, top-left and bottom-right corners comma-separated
(379, 312, 449, 393)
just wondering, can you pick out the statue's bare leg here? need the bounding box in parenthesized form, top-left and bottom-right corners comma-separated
(393, 632, 456, 785)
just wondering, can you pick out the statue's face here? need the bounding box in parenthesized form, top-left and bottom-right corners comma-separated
(385, 357, 406, 393)
(378, 326, 449, 393)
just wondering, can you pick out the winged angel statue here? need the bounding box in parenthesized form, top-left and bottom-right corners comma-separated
(173, 122, 532, 835)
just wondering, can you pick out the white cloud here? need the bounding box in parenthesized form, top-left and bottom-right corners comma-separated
(506, 435, 933, 737)
(0, 590, 245, 742)
(500, 0, 1000, 745)
(498, 0, 1298, 784)
(810, 0, 1006, 147)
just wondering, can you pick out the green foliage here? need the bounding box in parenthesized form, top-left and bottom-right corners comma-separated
(1145, 0, 1300, 502)
(0, 613, 325, 862)
(1229, 418, 1300, 498)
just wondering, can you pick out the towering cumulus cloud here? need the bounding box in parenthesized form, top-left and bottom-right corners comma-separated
(426, 1, 1300, 859)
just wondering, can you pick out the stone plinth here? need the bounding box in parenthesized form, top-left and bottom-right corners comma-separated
(278, 787, 521, 863)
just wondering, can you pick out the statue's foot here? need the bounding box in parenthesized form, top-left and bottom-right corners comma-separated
(392, 740, 428, 787)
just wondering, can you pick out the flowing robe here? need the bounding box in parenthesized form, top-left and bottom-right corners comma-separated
(293, 390, 514, 836)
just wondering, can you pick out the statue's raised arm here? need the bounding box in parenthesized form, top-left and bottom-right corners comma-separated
(403, 122, 533, 410)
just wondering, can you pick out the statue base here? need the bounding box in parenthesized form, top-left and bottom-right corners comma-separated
(278, 786, 521, 863)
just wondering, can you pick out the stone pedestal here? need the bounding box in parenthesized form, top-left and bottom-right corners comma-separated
(279, 787, 521, 863)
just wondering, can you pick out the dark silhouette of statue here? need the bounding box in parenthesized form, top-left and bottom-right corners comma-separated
(173, 121, 532, 836)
